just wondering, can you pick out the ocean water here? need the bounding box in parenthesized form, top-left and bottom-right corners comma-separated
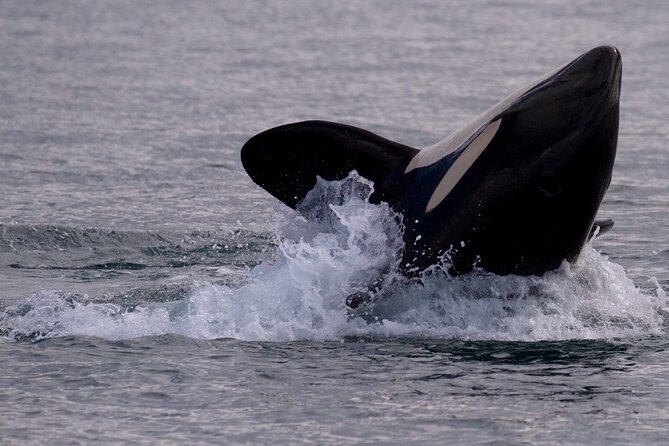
(2, 0, 669, 444)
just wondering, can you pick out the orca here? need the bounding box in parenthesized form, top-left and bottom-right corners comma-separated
(241, 46, 622, 280)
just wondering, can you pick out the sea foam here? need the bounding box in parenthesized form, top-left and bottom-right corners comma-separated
(1, 173, 666, 342)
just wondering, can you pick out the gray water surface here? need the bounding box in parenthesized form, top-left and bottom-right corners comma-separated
(2, 1, 669, 444)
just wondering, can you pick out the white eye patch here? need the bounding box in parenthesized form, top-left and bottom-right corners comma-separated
(425, 119, 501, 213)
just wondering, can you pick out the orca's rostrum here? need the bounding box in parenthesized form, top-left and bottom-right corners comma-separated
(241, 46, 622, 280)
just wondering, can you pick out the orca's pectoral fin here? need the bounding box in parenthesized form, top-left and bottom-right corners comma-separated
(241, 120, 418, 208)
(589, 218, 614, 240)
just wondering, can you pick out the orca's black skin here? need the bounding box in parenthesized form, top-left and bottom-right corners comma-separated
(241, 46, 622, 278)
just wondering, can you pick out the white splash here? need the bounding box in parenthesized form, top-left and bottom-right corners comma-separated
(1, 173, 666, 342)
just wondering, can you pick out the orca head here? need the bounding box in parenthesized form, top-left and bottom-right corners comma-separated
(404, 45, 622, 275)
(240, 46, 622, 278)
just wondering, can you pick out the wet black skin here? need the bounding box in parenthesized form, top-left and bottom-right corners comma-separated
(241, 46, 622, 277)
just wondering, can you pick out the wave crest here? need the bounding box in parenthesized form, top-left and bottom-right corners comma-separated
(1, 173, 666, 342)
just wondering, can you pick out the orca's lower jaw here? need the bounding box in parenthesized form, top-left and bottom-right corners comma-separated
(463, 52, 621, 277)
(454, 114, 618, 277)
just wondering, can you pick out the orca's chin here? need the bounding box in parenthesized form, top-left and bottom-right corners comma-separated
(240, 46, 621, 281)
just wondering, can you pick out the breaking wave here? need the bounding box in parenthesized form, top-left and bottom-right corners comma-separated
(1, 173, 666, 342)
